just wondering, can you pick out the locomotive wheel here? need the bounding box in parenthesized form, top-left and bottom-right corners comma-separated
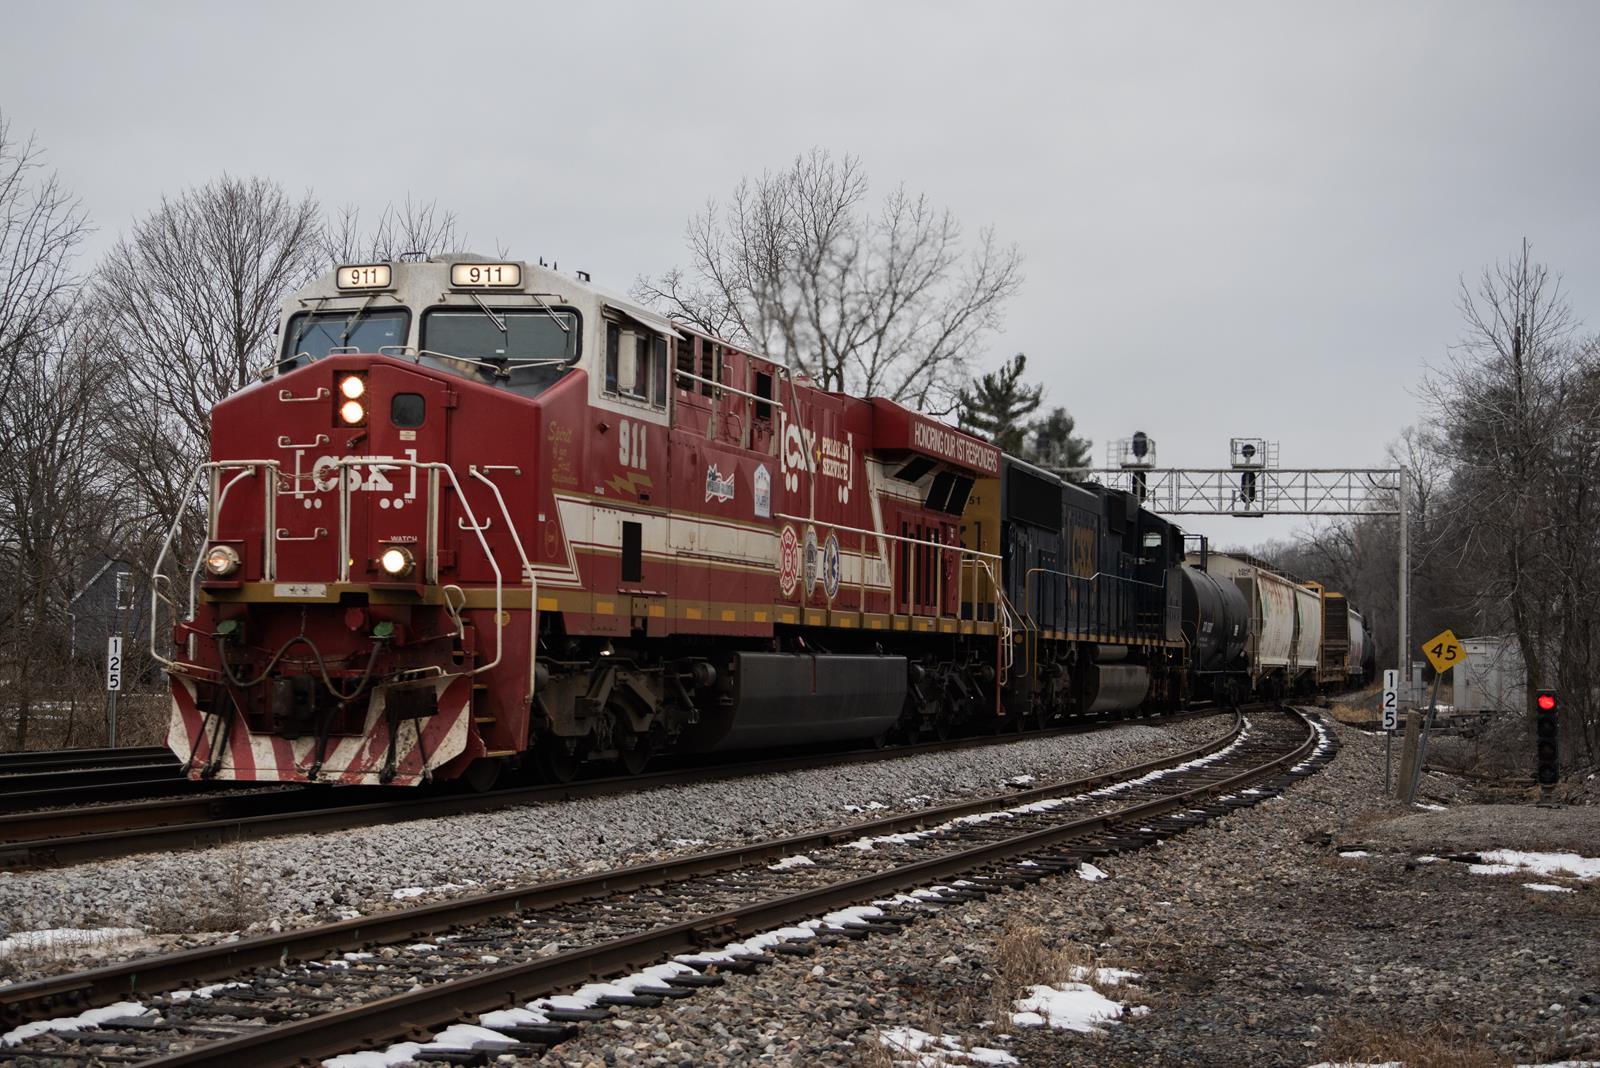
(618, 732, 652, 774)
(537, 738, 582, 784)
(460, 757, 503, 793)
(614, 715, 652, 774)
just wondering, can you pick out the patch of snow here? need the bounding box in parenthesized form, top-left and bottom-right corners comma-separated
(326, 1021, 520, 1066)
(1004, 774, 1036, 787)
(421, 1024, 517, 1051)
(168, 981, 248, 1003)
(3, 1002, 150, 1047)
(478, 1006, 550, 1028)
(1011, 982, 1140, 1032)
(768, 854, 817, 871)
(389, 881, 473, 900)
(1523, 883, 1575, 894)
(877, 1026, 1018, 1066)
(1467, 850, 1600, 881)
(1339, 850, 1371, 859)
(1414, 802, 1447, 812)
(1078, 862, 1108, 882)
(1068, 965, 1141, 986)
(0, 927, 143, 959)
(843, 801, 890, 813)
(324, 1043, 424, 1068)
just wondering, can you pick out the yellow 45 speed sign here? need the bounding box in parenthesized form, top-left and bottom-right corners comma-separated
(1422, 628, 1467, 674)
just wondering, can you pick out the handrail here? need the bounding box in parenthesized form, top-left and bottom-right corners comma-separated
(470, 465, 539, 703)
(674, 368, 784, 409)
(149, 460, 281, 672)
(774, 513, 1001, 561)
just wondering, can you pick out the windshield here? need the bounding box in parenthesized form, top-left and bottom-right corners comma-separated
(281, 309, 410, 365)
(422, 308, 579, 364)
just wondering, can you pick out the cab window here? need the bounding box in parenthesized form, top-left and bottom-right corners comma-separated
(281, 309, 410, 366)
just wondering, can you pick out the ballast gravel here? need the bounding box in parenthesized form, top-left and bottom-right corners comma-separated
(0, 715, 1230, 982)
(525, 717, 1598, 1068)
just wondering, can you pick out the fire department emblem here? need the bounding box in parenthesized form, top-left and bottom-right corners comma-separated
(778, 525, 800, 596)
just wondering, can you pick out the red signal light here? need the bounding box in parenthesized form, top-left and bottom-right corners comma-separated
(1537, 692, 1557, 712)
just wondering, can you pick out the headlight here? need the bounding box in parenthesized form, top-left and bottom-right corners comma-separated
(338, 399, 366, 425)
(339, 375, 366, 400)
(378, 546, 415, 578)
(204, 544, 241, 577)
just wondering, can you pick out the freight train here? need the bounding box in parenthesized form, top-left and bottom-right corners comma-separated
(155, 255, 1369, 787)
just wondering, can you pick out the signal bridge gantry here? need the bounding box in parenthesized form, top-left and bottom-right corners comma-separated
(1060, 466, 1401, 517)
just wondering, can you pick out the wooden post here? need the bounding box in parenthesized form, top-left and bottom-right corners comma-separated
(1395, 708, 1423, 800)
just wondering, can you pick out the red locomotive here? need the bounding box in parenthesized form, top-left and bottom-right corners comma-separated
(157, 257, 1024, 787)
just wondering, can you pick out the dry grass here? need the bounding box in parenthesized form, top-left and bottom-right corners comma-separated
(855, 1033, 900, 1068)
(1329, 700, 1380, 727)
(144, 836, 262, 933)
(988, 918, 1099, 1023)
(1317, 1016, 1510, 1067)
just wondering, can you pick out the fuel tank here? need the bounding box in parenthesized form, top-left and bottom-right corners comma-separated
(1082, 661, 1150, 713)
(683, 652, 908, 751)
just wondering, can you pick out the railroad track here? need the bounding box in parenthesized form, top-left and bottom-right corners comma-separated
(0, 707, 1226, 871)
(0, 747, 191, 813)
(0, 746, 174, 775)
(0, 705, 1335, 1067)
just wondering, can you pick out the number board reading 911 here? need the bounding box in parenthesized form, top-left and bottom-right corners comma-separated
(450, 262, 521, 288)
(336, 264, 392, 290)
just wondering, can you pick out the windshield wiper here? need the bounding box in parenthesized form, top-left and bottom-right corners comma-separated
(339, 294, 377, 345)
(529, 292, 570, 334)
(286, 296, 330, 361)
(468, 293, 507, 336)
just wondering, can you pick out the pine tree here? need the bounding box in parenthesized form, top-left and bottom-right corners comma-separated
(1025, 406, 1094, 470)
(957, 353, 1043, 455)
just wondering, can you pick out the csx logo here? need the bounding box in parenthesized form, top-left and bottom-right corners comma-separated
(286, 448, 419, 499)
(312, 455, 395, 492)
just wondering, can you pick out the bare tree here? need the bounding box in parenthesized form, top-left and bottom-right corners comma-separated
(323, 196, 464, 265)
(634, 149, 1023, 411)
(0, 316, 119, 747)
(0, 113, 89, 434)
(1421, 241, 1600, 763)
(95, 174, 322, 454)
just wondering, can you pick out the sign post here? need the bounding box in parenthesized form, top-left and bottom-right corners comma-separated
(105, 635, 123, 748)
(1401, 629, 1468, 803)
(1381, 668, 1399, 791)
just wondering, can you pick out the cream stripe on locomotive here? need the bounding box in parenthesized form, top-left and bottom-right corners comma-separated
(549, 494, 897, 592)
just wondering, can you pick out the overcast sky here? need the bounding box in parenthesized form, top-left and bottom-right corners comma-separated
(5, 1, 1597, 546)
